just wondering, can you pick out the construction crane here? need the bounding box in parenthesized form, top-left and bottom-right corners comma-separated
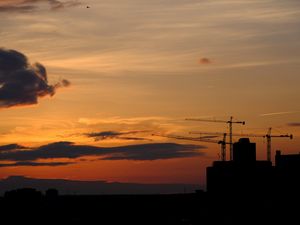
(186, 116, 245, 161)
(264, 128, 293, 162)
(189, 131, 228, 160)
(190, 128, 293, 162)
(153, 134, 229, 161)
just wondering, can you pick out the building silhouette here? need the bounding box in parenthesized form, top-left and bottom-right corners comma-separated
(275, 150, 300, 193)
(207, 138, 270, 195)
(207, 138, 300, 198)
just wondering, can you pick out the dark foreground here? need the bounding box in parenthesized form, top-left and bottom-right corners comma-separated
(0, 191, 299, 225)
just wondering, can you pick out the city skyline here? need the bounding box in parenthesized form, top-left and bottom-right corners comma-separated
(1, 0, 300, 186)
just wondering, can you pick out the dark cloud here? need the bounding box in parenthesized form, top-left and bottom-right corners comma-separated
(0, 141, 205, 162)
(86, 130, 152, 141)
(0, 144, 28, 152)
(0, 0, 81, 13)
(287, 122, 300, 127)
(199, 58, 212, 65)
(101, 143, 204, 161)
(0, 48, 70, 108)
(0, 161, 74, 167)
(117, 137, 152, 141)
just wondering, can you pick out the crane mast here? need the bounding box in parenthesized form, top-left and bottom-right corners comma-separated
(265, 128, 293, 162)
(189, 131, 227, 161)
(156, 119, 292, 163)
(191, 128, 293, 162)
(186, 116, 245, 161)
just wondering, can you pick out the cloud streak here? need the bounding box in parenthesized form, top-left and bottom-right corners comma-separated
(0, 0, 81, 12)
(0, 144, 28, 152)
(259, 111, 300, 117)
(0, 141, 205, 163)
(0, 161, 74, 167)
(287, 122, 300, 127)
(86, 130, 152, 141)
(0, 48, 70, 108)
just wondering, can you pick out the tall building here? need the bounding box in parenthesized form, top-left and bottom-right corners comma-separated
(233, 138, 256, 164)
(207, 138, 273, 195)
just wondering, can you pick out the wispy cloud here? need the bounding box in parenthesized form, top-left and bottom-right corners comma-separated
(218, 59, 300, 70)
(287, 122, 300, 127)
(85, 130, 152, 141)
(260, 111, 300, 117)
(77, 116, 184, 138)
(78, 117, 169, 126)
(0, 4, 34, 13)
(0, 0, 81, 13)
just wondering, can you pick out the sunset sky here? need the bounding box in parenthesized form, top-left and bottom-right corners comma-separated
(0, 0, 300, 187)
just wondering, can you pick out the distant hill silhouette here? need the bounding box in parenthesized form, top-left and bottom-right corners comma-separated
(0, 176, 201, 195)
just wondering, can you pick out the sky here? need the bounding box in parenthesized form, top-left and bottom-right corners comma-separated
(0, 0, 300, 187)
